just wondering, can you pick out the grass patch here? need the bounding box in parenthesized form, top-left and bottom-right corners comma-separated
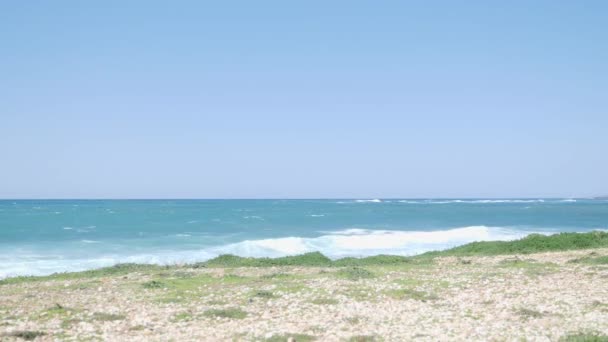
(0, 263, 161, 286)
(142, 280, 165, 289)
(203, 308, 247, 319)
(172, 312, 194, 322)
(92, 312, 126, 321)
(252, 290, 276, 299)
(345, 316, 362, 324)
(386, 288, 437, 301)
(336, 267, 375, 280)
(200, 252, 332, 267)
(262, 333, 316, 342)
(498, 258, 558, 276)
(40, 303, 75, 319)
(515, 308, 544, 319)
(61, 318, 82, 329)
(421, 231, 608, 257)
(199, 252, 417, 268)
(311, 297, 339, 305)
(569, 256, 608, 265)
(274, 283, 306, 294)
(334, 255, 412, 266)
(348, 336, 379, 342)
(3, 330, 46, 340)
(560, 332, 608, 341)
(261, 272, 293, 279)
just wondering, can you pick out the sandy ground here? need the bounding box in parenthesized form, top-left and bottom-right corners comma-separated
(2, 249, 608, 341)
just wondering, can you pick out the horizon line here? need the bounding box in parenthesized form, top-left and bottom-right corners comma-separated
(0, 197, 598, 201)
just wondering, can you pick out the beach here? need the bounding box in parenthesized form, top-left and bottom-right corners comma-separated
(2, 247, 608, 341)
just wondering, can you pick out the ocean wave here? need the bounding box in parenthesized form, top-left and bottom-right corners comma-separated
(397, 199, 550, 204)
(215, 226, 537, 259)
(243, 215, 264, 220)
(0, 226, 543, 278)
(354, 199, 382, 203)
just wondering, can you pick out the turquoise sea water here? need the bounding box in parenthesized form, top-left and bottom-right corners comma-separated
(1, 199, 607, 278)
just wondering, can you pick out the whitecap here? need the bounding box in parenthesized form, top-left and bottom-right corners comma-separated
(0, 226, 566, 278)
(244, 216, 264, 220)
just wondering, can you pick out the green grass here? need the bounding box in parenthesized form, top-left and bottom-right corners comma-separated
(199, 252, 333, 267)
(142, 280, 165, 289)
(92, 312, 126, 321)
(199, 253, 420, 268)
(40, 303, 75, 319)
(261, 333, 317, 342)
(385, 288, 437, 301)
(336, 267, 375, 280)
(260, 272, 294, 279)
(203, 308, 247, 319)
(252, 290, 276, 298)
(560, 332, 608, 342)
(569, 256, 608, 265)
(0, 263, 162, 286)
(347, 335, 379, 342)
(2, 232, 607, 285)
(3, 330, 46, 341)
(497, 258, 558, 276)
(422, 231, 608, 257)
(515, 308, 544, 319)
(311, 297, 339, 305)
(172, 312, 194, 322)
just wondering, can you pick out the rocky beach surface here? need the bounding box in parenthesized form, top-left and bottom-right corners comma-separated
(2, 247, 608, 341)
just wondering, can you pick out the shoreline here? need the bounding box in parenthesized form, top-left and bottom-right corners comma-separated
(3, 231, 607, 283)
(2, 232, 608, 341)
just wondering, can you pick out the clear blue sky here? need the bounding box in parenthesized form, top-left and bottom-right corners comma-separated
(1, 1, 606, 199)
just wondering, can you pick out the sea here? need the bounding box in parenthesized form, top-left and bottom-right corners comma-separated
(1, 199, 607, 278)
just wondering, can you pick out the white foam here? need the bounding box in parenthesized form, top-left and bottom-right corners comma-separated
(0, 226, 551, 279)
(397, 199, 548, 204)
(215, 226, 537, 259)
(355, 199, 382, 203)
(243, 216, 264, 220)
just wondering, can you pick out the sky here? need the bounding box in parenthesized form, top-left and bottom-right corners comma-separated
(1, 1, 607, 199)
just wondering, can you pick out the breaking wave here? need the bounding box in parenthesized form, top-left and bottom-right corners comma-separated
(0, 226, 545, 278)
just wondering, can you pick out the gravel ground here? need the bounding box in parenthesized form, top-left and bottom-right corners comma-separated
(1, 249, 608, 341)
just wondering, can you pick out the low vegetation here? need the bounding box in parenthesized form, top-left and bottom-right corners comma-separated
(2, 330, 46, 341)
(347, 335, 379, 342)
(261, 333, 317, 342)
(203, 308, 247, 319)
(516, 308, 544, 319)
(568, 255, 608, 265)
(422, 231, 608, 257)
(3, 232, 606, 286)
(560, 332, 608, 342)
(385, 288, 438, 301)
(337, 267, 375, 280)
